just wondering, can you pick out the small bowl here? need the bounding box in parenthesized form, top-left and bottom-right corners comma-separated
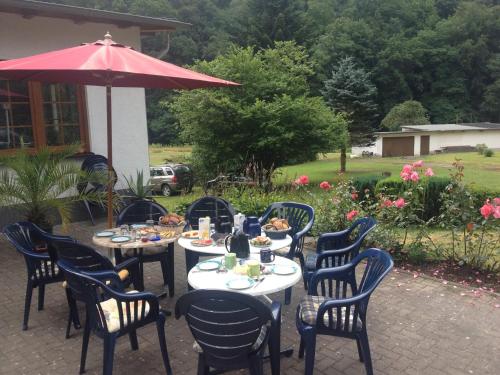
(262, 226, 291, 240)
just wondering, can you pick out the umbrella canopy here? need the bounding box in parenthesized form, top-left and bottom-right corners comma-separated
(0, 33, 239, 227)
(0, 33, 237, 88)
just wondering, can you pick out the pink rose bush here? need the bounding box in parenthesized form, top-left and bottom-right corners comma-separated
(319, 181, 331, 190)
(480, 198, 500, 220)
(346, 210, 358, 221)
(394, 198, 406, 208)
(294, 175, 309, 186)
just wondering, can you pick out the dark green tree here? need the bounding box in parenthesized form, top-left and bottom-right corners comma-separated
(322, 57, 378, 172)
(381, 100, 430, 130)
(170, 42, 346, 184)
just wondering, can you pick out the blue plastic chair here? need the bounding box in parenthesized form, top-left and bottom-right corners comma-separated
(116, 200, 174, 296)
(259, 202, 315, 304)
(53, 239, 141, 337)
(304, 217, 377, 287)
(175, 289, 282, 375)
(184, 195, 235, 230)
(296, 248, 393, 375)
(58, 260, 173, 375)
(2, 222, 79, 331)
(77, 153, 119, 225)
(183, 196, 236, 275)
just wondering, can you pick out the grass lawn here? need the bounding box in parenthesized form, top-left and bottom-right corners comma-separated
(148, 145, 500, 191)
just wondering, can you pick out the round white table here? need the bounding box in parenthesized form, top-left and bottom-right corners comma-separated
(187, 253, 302, 364)
(187, 254, 302, 298)
(178, 234, 292, 277)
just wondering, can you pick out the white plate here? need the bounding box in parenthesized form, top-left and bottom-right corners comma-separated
(111, 235, 131, 243)
(272, 265, 297, 275)
(95, 231, 115, 238)
(131, 224, 147, 229)
(197, 261, 220, 271)
(226, 277, 255, 290)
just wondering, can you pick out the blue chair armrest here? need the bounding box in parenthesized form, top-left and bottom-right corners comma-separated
(315, 242, 362, 266)
(28, 252, 51, 261)
(114, 257, 139, 272)
(81, 269, 125, 291)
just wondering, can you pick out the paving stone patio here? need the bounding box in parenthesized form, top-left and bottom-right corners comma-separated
(1, 219, 499, 375)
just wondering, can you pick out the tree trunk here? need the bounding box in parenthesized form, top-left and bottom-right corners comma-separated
(340, 146, 347, 172)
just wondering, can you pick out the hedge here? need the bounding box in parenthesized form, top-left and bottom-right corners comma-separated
(375, 176, 451, 220)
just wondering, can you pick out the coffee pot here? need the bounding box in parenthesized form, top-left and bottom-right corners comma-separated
(224, 229, 250, 259)
(243, 216, 261, 239)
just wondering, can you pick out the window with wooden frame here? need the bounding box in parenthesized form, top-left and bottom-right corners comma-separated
(0, 79, 88, 154)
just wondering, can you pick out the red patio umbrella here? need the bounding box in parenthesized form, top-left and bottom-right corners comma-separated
(0, 33, 239, 227)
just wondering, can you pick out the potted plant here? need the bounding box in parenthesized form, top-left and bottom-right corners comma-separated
(123, 170, 154, 201)
(0, 147, 106, 232)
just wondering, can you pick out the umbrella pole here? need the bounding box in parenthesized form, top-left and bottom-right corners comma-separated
(106, 84, 113, 228)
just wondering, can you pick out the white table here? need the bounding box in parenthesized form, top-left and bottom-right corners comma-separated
(178, 235, 292, 276)
(187, 254, 302, 299)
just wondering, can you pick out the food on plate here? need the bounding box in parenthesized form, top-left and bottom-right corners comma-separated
(233, 264, 249, 275)
(137, 228, 176, 239)
(158, 230, 176, 239)
(250, 236, 272, 246)
(182, 230, 199, 238)
(159, 213, 185, 226)
(191, 239, 213, 246)
(264, 217, 290, 231)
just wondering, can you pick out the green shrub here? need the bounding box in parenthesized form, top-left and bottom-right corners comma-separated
(352, 174, 384, 198)
(476, 143, 487, 155)
(375, 176, 451, 220)
(484, 148, 494, 157)
(374, 176, 405, 196)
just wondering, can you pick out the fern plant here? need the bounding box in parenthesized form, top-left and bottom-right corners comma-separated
(0, 147, 106, 231)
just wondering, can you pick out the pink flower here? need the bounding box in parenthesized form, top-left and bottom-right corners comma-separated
(382, 199, 393, 207)
(413, 160, 424, 168)
(400, 171, 410, 181)
(402, 164, 413, 173)
(319, 181, 331, 190)
(493, 206, 500, 219)
(480, 203, 494, 219)
(493, 197, 500, 206)
(410, 171, 420, 182)
(346, 210, 359, 221)
(394, 198, 406, 208)
(424, 168, 434, 177)
(351, 192, 358, 200)
(294, 175, 309, 186)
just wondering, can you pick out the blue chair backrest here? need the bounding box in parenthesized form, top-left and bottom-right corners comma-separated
(185, 196, 235, 230)
(78, 153, 117, 193)
(357, 248, 393, 294)
(259, 202, 314, 238)
(116, 200, 167, 226)
(350, 217, 377, 243)
(53, 239, 114, 273)
(175, 290, 271, 364)
(3, 222, 69, 280)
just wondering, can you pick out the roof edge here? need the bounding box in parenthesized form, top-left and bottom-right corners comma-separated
(0, 0, 191, 32)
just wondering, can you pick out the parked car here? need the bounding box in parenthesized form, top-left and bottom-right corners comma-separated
(204, 174, 256, 192)
(150, 164, 194, 196)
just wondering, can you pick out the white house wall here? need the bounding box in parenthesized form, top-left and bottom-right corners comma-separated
(0, 13, 150, 189)
(375, 130, 500, 156)
(427, 131, 500, 152)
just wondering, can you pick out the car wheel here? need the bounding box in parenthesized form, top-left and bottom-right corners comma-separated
(161, 184, 172, 197)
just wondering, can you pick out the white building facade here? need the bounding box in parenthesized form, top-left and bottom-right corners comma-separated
(0, 0, 185, 187)
(373, 123, 500, 157)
